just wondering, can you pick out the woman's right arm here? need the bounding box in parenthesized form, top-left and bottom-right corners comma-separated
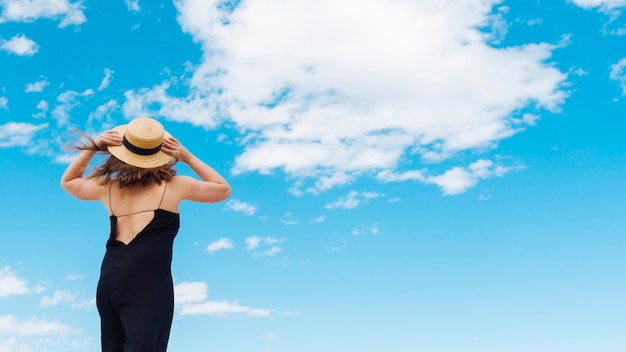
(161, 136, 232, 203)
(60, 130, 122, 200)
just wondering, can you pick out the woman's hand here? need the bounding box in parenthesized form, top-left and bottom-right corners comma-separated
(162, 136, 192, 163)
(95, 130, 123, 151)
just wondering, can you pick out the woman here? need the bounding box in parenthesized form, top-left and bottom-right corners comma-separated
(61, 117, 231, 351)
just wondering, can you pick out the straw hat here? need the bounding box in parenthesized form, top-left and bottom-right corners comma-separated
(107, 117, 173, 168)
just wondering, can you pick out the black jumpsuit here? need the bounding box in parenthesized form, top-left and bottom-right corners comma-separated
(96, 183, 180, 352)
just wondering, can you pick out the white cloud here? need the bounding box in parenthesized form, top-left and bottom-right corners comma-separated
(0, 315, 79, 336)
(65, 274, 87, 281)
(174, 281, 208, 305)
(379, 159, 520, 195)
(0, 97, 7, 109)
(427, 159, 516, 195)
(25, 78, 48, 93)
(0, 34, 38, 56)
(207, 238, 234, 253)
(352, 223, 380, 235)
(0, 267, 29, 298)
(98, 68, 114, 91)
(124, 0, 568, 194)
(174, 281, 271, 317)
(51, 89, 94, 126)
(245, 236, 282, 257)
(225, 199, 257, 215)
(570, 0, 626, 10)
(32, 100, 48, 118)
(280, 212, 298, 225)
(39, 289, 94, 310)
(39, 290, 73, 307)
(310, 215, 325, 224)
(0, 122, 48, 148)
(0, 0, 86, 27)
(125, 0, 140, 12)
(325, 191, 383, 210)
(610, 58, 626, 94)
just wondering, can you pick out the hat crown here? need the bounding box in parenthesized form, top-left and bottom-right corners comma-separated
(124, 117, 164, 149)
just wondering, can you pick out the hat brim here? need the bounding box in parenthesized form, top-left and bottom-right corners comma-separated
(107, 125, 174, 168)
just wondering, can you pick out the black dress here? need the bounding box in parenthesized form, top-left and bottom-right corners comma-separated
(96, 183, 180, 352)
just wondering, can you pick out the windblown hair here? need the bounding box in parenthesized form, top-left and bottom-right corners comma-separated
(64, 129, 176, 188)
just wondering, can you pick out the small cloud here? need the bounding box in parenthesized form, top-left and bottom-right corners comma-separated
(174, 281, 208, 305)
(207, 238, 234, 254)
(0, 315, 80, 336)
(98, 68, 114, 91)
(388, 197, 400, 202)
(280, 212, 298, 225)
(65, 274, 85, 281)
(245, 236, 282, 257)
(0, 97, 7, 109)
(40, 290, 74, 307)
(325, 191, 383, 210)
(0, 266, 29, 297)
(479, 194, 492, 201)
(125, 0, 140, 12)
(352, 223, 380, 236)
(25, 78, 49, 93)
(0, 34, 38, 56)
(610, 58, 626, 95)
(0, 0, 86, 27)
(310, 215, 326, 224)
(175, 281, 271, 317)
(225, 199, 257, 215)
(33, 100, 49, 118)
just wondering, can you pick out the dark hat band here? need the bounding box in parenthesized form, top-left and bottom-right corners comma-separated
(123, 135, 162, 156)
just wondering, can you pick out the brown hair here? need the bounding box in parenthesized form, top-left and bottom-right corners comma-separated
(64, 129, 177, 187)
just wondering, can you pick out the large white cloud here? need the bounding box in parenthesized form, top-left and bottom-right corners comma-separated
(124, 0, 568, 193)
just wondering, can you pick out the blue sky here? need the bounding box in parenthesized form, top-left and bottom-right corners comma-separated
(1, 0, 626, 351)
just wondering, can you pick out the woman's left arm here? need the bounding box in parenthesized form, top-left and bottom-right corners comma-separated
(60, 131, 121, 200)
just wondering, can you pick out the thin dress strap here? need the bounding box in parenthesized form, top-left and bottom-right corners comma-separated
(109, 183, 115, 216)
(158, 181, 168, 209)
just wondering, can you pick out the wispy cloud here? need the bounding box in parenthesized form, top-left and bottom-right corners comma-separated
(245, 236, 282, 257)
(352, 223, 380, 236)
(174, 281, 272, 317)
(310, 215, 326, 224)
(25, 78, 48, 93)
(570, 0, 626, 11)
(0, 0, 86, 27)
(225, 199, 257, 215)
(51, 89, 94, 126)
(0, 34, 38, 56)
(206, 238, 234, 253)
(325, 191, 383, 210)
(124, 0, 140, 12)
(280, 212, 298, 225)
(378, 159, 521, 195)
(0, 97, 7, 110)
(98, 68, 114, 91)
(39, 290, 94, 310)
(0, 122, 48, 148)
(125, 0, 568, 194)
(0, 315, 80, 336)
(610, 57, 626, 94)
(427, 159, 519, 195)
